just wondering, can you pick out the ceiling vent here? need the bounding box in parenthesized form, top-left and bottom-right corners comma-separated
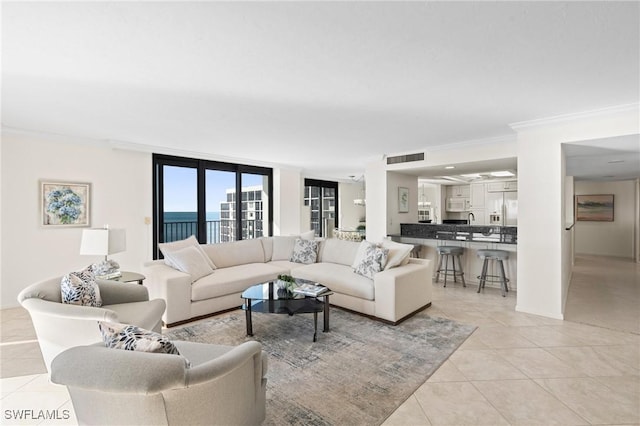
(386, 152, 425, 165)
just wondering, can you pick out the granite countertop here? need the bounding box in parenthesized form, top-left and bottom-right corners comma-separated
(397, 223, 517, 244)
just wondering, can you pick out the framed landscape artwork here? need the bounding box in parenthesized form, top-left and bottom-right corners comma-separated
(576, 194, 614, 222)
(41, 181, 91, 227)
(398, 187, 409, 213)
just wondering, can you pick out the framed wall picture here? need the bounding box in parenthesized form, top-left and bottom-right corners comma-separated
(398, 187, 409, 213)
(41, 181, 91, 227)
(576, 194, 614, 222)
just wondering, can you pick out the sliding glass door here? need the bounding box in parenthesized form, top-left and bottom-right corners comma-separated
(304, 179, 338, 237)
(205, 169, 237, 243)
(153, 154, 272, 258)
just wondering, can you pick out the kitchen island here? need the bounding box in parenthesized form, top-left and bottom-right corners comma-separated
(390, 223, 517, 290)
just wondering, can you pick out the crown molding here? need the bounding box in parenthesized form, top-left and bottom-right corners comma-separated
(510, 103, 640, 131)
(425, 133, 517, 152)
(1, 126, 112, 148)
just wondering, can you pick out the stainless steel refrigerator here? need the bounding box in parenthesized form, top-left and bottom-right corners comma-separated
(487, 191, 518, 226)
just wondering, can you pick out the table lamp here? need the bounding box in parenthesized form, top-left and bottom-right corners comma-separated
(80, 227, 126, 278)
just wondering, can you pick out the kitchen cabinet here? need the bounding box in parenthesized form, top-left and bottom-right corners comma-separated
(469, 183, 485, 208)
(487, 181, 517, 192)
(446, 185, 470, 198)
(418, 203, 431, 222)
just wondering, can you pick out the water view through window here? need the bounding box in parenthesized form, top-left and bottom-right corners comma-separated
(157, 157, 272, 248)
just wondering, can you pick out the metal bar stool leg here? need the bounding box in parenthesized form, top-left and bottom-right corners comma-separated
(498, 259, 508, 297)
(456, 254, 466, 287)
(435, 253, 443, 283)
(443, 254, 449, 287)
(451, 254, 458, 283)
(477, 258, 488, 293)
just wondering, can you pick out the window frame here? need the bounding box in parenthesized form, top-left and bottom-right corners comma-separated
(304, 178, 339, 237)
(153, 154, 273, 259)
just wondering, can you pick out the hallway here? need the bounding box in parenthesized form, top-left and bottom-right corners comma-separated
(564, 254, 640, 334)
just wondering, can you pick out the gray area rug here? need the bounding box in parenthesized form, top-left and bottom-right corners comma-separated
(166, 308, 476, 426)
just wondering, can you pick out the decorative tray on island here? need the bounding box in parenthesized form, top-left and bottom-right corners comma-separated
(292, 283, 329, 297)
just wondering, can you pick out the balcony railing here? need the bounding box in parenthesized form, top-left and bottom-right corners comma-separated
(164, 220, 261, 243)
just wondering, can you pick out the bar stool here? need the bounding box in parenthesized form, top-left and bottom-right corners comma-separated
(435, 246, 466, 287)
(477, 249, 510, 297)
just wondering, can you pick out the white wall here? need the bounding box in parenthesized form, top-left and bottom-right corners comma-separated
(365, 160, 387, 242)
(272, 168, 303, 236)
(338, 182, 365, 230)
(386, 171, 418, 236)
(575, 180, 636, 258)
(515, 105, 639, 319)
(1, 131, 152, 309)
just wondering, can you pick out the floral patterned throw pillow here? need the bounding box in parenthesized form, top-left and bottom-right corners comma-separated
(353, 242, 389, 279)
(290, 238, 319, 264)
(60, 266, 102, 307)
(98, 322, 181, 356)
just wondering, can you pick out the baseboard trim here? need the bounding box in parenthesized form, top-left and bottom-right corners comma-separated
(331, 302, 433, 326)
(164, 306, 241, 328)
(164, 302, 434, 328)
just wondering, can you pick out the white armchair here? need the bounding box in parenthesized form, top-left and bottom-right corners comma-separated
(18, 276, 166, 373)
(51, 340, 267, 425)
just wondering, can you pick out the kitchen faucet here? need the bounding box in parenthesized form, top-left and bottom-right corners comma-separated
(467, 212, 475, 223)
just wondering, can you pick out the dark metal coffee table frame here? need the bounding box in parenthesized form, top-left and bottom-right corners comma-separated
(241, 281, 332, 342)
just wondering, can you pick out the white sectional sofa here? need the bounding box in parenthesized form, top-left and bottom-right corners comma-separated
(143, 236, 433, 327)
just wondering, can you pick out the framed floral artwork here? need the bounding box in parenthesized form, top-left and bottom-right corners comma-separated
(41, 181, 91, 227)
(398, 187, 409, 213)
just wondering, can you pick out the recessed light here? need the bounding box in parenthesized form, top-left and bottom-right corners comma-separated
(607, 160, 624, 164)
(445, 166, 455, 169)
(490, 170, 515, 177)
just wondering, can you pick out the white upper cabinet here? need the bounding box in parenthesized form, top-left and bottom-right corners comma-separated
(446, 185, 470, 198)
(469, 183, 485, 208)
(487, 180, 517, 192)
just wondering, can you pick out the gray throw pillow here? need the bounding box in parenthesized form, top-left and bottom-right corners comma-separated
(290, 238, 319, 264)
(353, 242, 389, 279)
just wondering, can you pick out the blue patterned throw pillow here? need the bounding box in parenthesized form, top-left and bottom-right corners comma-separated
(61, 266, 102, 307)
(290, 238, 319, 264)
(98, 321, 181, 356)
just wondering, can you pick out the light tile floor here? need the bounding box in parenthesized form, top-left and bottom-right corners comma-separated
(1, 255, 638, 425)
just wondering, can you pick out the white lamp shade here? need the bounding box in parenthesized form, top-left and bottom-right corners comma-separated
(80, 228, 126, 256)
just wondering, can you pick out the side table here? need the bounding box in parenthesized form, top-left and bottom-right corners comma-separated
(109, 271, 146, 285)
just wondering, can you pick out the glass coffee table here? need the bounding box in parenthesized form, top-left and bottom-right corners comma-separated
(241, 280, 332, 342)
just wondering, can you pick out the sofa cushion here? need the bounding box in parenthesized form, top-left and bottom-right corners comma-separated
(61, 267, 102, 307)
(271, 236, 299, 261)
(381, 240, 413, 270)
(291, 263, 374, 300)
(159, 236, 216, 270)
(352, 241, 389, 279)
(290, 238, 319, 264)
(201, 239, 265, 269)
(300, 230, 316, 240)
(191, 263, 283, 301)
(259, 237, 273, 262)
(317, 238, 360, 266)
(164, 245, 214, 282)
(266, 260, 306, 272)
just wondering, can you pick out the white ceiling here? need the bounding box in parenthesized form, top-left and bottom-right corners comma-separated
(564, 134, 640, 182)
(2, 1, 639, 180)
